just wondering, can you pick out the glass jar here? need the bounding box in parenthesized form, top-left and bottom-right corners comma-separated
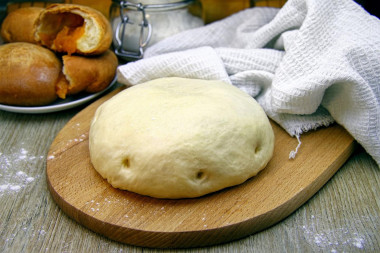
(109, 0, 203, 61)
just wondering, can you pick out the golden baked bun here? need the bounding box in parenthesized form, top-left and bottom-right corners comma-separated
(1, 7, 44, 44)
(34, 4, 112, 55)
(0, 42, 61, 106)
(56, 50, 118, 99)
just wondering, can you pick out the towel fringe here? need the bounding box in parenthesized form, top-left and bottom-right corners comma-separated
(289, 134, 302, 159)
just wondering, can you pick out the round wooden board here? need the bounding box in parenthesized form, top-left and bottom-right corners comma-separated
(46, 87, 355, 248)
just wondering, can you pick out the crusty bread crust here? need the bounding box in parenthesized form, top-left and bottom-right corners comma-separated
(1, 7, 44, 44)
(0, 42, 61, 106)
(34, 4, 112, 55)
(56, 50, 118, 99)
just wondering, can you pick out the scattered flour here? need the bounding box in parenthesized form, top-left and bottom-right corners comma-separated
(301, 214, 369, 251)
(0, 146, 42, 197)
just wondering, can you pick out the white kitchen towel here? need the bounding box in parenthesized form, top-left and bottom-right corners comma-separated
(117, 0, 380, 167)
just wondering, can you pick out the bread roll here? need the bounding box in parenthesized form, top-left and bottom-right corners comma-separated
(34, 4, 112, 55)
(0, 42, 61, 106)
(56, 50, 118, 99)
(1, 7, 44, 44)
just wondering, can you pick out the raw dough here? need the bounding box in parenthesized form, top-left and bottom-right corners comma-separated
(89, 77, 274, 199)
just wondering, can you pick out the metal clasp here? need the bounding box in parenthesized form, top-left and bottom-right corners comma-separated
(114, 1, 152, 60)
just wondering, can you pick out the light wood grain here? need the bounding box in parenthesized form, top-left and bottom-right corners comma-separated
(45, 88, 356, 248)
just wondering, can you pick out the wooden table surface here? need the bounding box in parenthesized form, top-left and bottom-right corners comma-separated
(0, 83, 379, 252)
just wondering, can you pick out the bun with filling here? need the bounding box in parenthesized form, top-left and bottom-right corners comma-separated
(56, 49, 118, 99)
(0, 42, 61, 106)
(34, 4, 112, 55)
(1, 7, 44, 44)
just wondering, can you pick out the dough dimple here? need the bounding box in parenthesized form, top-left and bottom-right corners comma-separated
(89, 77, 274, 199)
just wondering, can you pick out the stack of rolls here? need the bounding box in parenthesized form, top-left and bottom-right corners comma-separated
(0, 4, 118, 106)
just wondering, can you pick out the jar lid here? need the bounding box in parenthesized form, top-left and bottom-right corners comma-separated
(112, 0, 194, 11)
(127, 0, 190, 3)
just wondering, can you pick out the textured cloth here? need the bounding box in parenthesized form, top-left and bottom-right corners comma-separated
(117, 0, 380, 166)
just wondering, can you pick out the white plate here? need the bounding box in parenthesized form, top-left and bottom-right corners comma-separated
(0, 78, 118, 114)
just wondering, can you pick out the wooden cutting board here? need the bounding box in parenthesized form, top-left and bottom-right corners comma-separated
(46, 87, 355, 248)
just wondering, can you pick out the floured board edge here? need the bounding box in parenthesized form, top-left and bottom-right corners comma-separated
(46, 87, 355, 248)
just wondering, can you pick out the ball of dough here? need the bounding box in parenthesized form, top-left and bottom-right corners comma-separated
(89, 77, 274, 199)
